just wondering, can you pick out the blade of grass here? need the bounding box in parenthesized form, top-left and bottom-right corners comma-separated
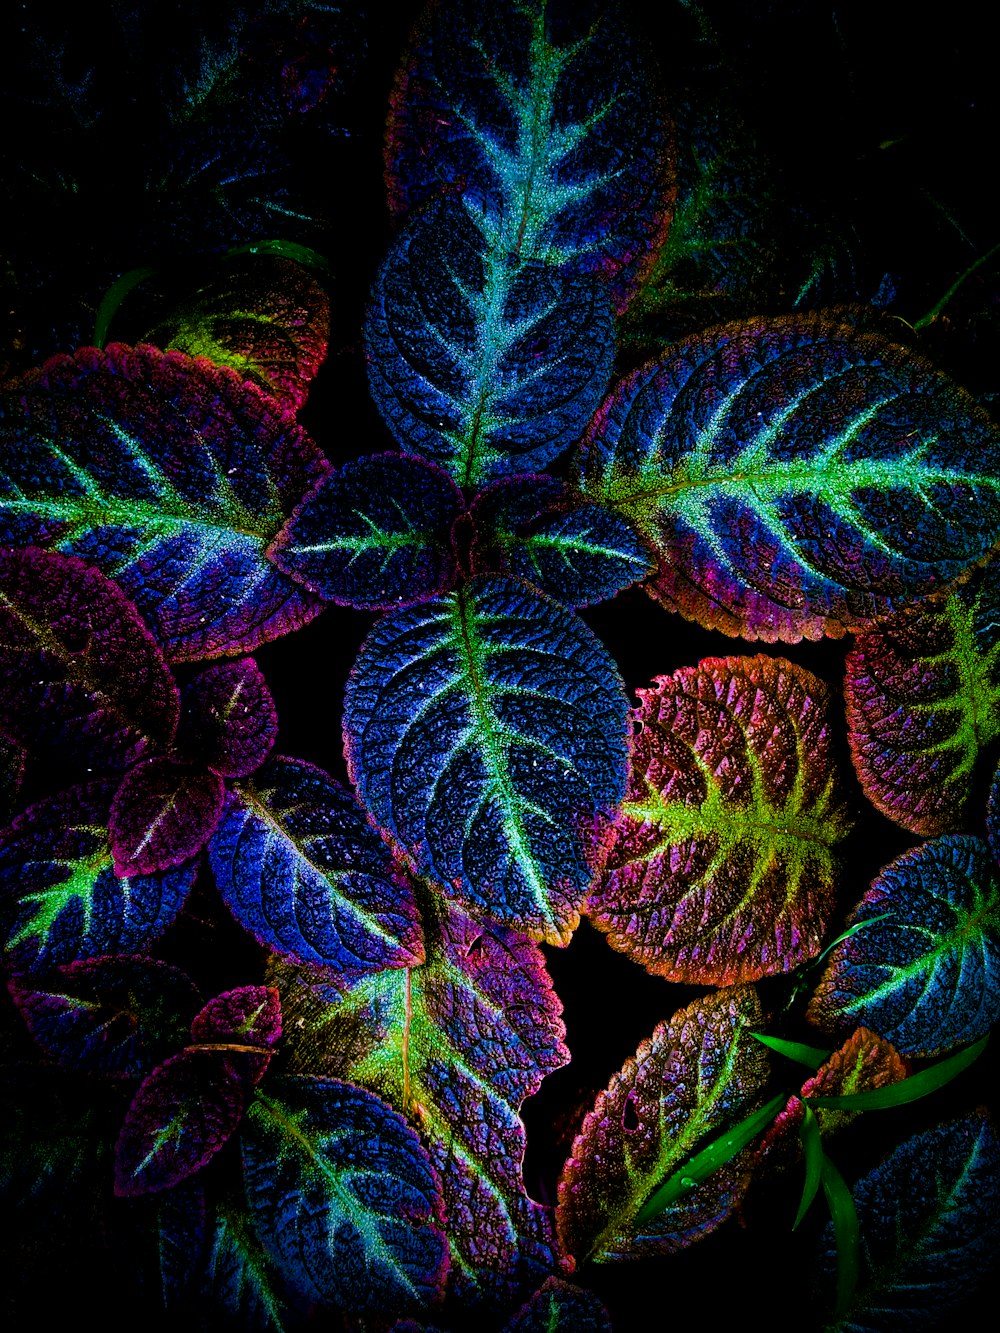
(804, 1035, 987, 1111)
(821, 1154, 859, 1320)
(753, 1033, 831, 1069)
(794, 1105, 824, 1230)
(94, 267, 157, 348)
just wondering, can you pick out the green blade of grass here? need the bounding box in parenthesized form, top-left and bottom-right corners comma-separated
(793, 1105, 824, 1230)
(821, 1154, 859, 1320)
(94, 266, 157, 348)
(753, 1033, 831, 1069)
(815, 912, 892, 966)
(804, 1034, 988, 1111)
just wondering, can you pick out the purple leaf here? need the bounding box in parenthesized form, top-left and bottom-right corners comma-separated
(505, 1277, 612, 1332)
(191, 985, 281, 1049)
(178, 657, 278, 778)
(0, 546, 179, 771)
(109, 757, 225, 877)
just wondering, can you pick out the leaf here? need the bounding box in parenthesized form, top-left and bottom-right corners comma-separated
(805, 1035, 987, 1111)
(469, 476, 653, 607)
(177, 657, 278, 778)
(109, 757, 226, 877)
(817, 1112, 1000, 1330)
(365, 200, 614, 488)
(343, 574, 629, 944)
(158, 1177, 208, 1311)
(143, 255, 330, 410)
(0, 546, 180, 771)
(504, 1276, 611, 1332)
(0, 343, 328, 660)
(807, 834, 1000, 1056)
(845, 559, 1000, 834)
(385, 0, 671, 310)
(271, 888, 569, 1312)
(242, 1076, 449, 1319)
(577, 313, 1000, 642)
(191, 985, 282, 1050)
(556, 985, 769, 1263)
(0, 781, 196, 972)
(269, 453, 463, 609)
(588, 655, 852, 983)
(208, 757, 424, 982)
(8, 955, 200, 1077)
(114, 1046, 252, 1196)
(200, 1187, 291, 1332)
(752, 1033, 831, 1069)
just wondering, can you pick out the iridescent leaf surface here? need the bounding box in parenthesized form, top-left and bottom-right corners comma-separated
(209, 757, 423, 981)
(807, 835, 1000, 1056)
(0, 546, 180, 771)
(469, 476, 653, 607)
(385, 0, 670, 309)
(114, 1047, 251, 1196)
(0, 782, 195, 972)
(109, 757, 226, 877)
(178, 657, 278, 777)
(578, 313, 1000, 642)
(143, 255, 330, 410)
(366, 201, 614, 488)
(270, 453, 463, 608)
(0, 343, 328, 660)
(845, 559, 1000, 834)
(191, 985, 282, 1051)
(273, 888, 568, 1311)
(505, 1276, 611, 1332)
(344, 575, 629, 944)
(817, 1112, 1000, 1330)
(242, 1075, 449, 1318)
(589, 656, 851, 984)
(556, 985, 769, 1262)
(8, 956, 200, 1077)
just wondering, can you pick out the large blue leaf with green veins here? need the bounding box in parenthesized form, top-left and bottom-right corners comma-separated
(343, 574, 629, 944)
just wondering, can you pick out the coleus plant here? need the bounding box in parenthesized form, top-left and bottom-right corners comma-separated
(1, 1, 999, 1330)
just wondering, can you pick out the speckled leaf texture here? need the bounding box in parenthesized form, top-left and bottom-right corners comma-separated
(365, 200, 614, 488)
(385, 0, 671, 310)
(577, 313, 1000, 642)
(242, 1076, 449, 1320)
(845, 559, 1000, 834)
(0, 343, 328, 660)
(143, 255, 330, 410)
(270, 453, 463, 608)
(469, 476, 653, 607)
(209, 757, 424, 983)
(0, 546, 180, 771)
(344, 574, 629, 944)
(271, 889, 568, 1312)
(589, 656, 852, 984)
(557, 985, 769, 1263)
(808, 834, 1000, 1056)
(109, 757, 225, 877)
(192, 1189, 291, 1331)
(191, 985, 282, 1051)
(0, 781, 196, 973)
(817, 1112, 1000, 1331)
(505, 1276, 612, 1331)
(177, 657, 278, 778)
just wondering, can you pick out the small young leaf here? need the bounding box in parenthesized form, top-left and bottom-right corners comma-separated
(807, 835, 1000, 1055)
(504, 1276, 612, 1332)
(178, 657, 278, 778)
(109, 757, 226, 877)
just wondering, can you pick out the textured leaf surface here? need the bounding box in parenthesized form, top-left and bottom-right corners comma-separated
(470, 476, 653, 607)
(366, 201, 614, 488)
(385, 0, 670, 310)
(0, 782, 195, 972)
(578, 314, 1000, 642)
(8, 955, 200, 1077)
(817, 1112, 1000, 1330)
(209, 757, 423, 981)
(807, 835, 1000, 1056)
(191, 985, 282, 1050)
(144, 255, 330, 410)
(344, 575, 629, 944)
(272, 888, 568, 1310)
(242, 1076, 449, 1318)
(0, 546, 180, 771)
(556, 985, 769, 1262)
(178, 657, 278, 777)
(114, 1047, 251, 1196)
(109, 758, 226, 877)
(505, 1276, 611, 1332)
(270, 453, 463, 608)
(589, 655, 851, 984)
(198, 1188, 291, 1331)
(845, 559, 1000, 834)
(0, 343, 328, 659)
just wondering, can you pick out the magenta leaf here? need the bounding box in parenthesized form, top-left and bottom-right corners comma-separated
(0, 546, 180, 771)
(557, 986, 769, 1263)
(589, 655, 852, 984)
(0, 343, 328, 660)
(270, 453, 463, 609)
(109, 757, 226, 877)
(0, 781, 196, 972)
(578, 313, 1000, 642)
(242, 1075, 449, 1319)
(209, 757, 423, 982)
(178, 658, 278, 778)
(114, 1047, 251, 1196)
(191, 985, 281, 1050)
